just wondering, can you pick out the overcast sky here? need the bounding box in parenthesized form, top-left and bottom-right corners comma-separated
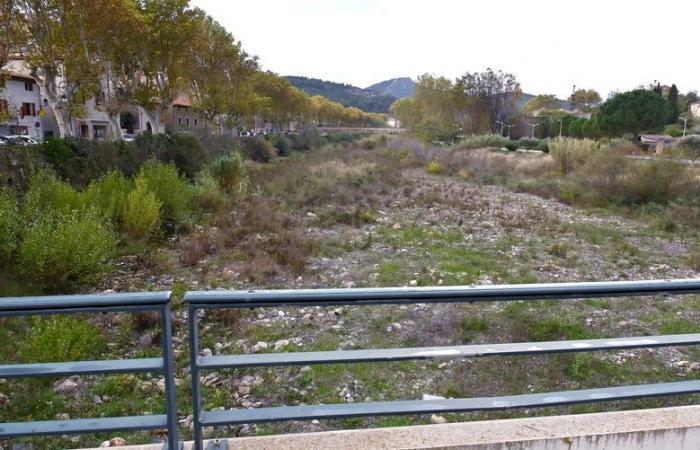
(191, 0, 699, 99)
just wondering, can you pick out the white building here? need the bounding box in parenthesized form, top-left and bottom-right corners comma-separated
(0, 60, 44, 139)
(691, 102, 700, 119)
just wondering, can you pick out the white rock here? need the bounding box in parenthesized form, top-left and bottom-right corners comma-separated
(274, 339, 290, 350)
(409, 280, 418, 286)
(251, 342, 269, 353)
(430, 414, 448, 424)
(422, 394, 446, 401)
(99, 441, 111, 447)
(53, 379, 79, 395)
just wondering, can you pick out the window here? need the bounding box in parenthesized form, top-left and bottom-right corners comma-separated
(178, 116, 182, 125)
(186, 118, 190, 126)
(194, 118, 198, 126)
(93, 125, 107, 140)
(21, 102, 36, 117)
(24, 80, 33, 91)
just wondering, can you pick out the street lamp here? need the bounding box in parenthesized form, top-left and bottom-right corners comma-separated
(529, 122, 540, 139)
(496, 120, 505, 136)
(504, 123, 515, 139)
(679, 116, 689, 137)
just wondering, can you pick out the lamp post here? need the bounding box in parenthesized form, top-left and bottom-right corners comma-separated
(504, 123, 514, 139)
(558, 117, 564, 138)
(496, 120, 505, 136)
(529, 122, 540, 139)
(679, 116, 688, 137)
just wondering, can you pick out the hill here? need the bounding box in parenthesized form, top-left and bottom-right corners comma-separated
(285, 76, 396, 113)
(517, 93, 570, 111)
(366, 77, 415, 99)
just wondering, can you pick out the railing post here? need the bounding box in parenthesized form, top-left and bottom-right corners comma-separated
(188, 304, 204, 450)
(160, 301, 179, 449)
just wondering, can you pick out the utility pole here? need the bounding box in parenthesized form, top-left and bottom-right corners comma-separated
(558, 118, 564, 138)
(570, 84, 577, 111)
(529, 122, 540, 139)
(679, 116, 688, 137)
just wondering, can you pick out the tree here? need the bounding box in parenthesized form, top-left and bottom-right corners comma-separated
(523, 95, 562, 113)
(667, 84, 679, 124)
(569, 89, 602, 111)
(596, 89, 669, 138)
(456, 68, 521, 133)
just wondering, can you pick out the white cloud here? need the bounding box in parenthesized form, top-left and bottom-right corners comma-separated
(192, 0, 699, 98)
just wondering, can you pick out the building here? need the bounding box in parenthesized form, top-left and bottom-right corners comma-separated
(690, 101, 700, 119)
(0, 60, 44, 139)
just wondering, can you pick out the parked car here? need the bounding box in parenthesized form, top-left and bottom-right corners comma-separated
(122, 133, 136, 142)
(5, 135, 39, 146)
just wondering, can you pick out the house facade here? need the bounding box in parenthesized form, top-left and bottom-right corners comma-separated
(691, 102, 700, 119)
(0, 60, 44, 139)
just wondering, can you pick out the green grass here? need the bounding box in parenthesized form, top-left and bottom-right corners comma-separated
(459, 316, 489, 342)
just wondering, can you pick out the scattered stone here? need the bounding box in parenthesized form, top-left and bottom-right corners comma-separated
(53, 379, 79, 395)
(392, 223, 401, 230)
(55, 413, 70, 420)
(274, 339, 290, 350)
(438, 362, 448, 369)
(109, 437, 127, 446)
(251, 341, 269, 353)
(99, 441, 111, 447)
(409, 279, 418, 286)
(430, 414, 448, 424)
(422, 394, 446, 401)
(386, 322, 402, 333)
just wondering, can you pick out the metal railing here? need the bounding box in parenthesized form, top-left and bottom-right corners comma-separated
(2, 279, 700, 450)
(185, 279, 700, 450)
(0, 291, 179, 450)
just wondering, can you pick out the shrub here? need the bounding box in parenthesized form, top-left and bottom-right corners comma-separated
(549, 138, 599, 174)
(242, 137, 277, 162)
(0, 189, 19, 263)
(457, 134, 509, 150)
(39, 138, 73, 167)
(426, 160, 445, 174)
(288, 130, 325, 150)
(134, 133, 207, 179)
(517, 137, 539, 150)
(136, 160, 193, 225)
(83, 170, 132, 224)
(505, 140, 518, 151)
(22, 170, 83, 220)
(122, 178, 162, 239)
(358, 137, 377, 150)
(536, 139, 550, 153)
(193, 174, 228, 213)
(677, 136, 700, 161)
(18, 208, 116, 290)
(210, 152, 246, 193)
(179, 233, 213, 266)
(20, 316, 105, 363)
(268, 135, 291, 156)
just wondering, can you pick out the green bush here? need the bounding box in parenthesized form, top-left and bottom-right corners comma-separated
(268, 135, 291, 156)
(157, 133, 208, 179)
(83, 170, 132, 224)
(537, 139, 550, 153)
(20, 316, 105, 363)
(22, 170, 83, 220)
(18, 208, 116, 290)
(39, 138, 73, 167)
(193, 174, 228, 213)
(0, 189, 19, 263)
(122, 178, 162, 239)
(358, 137, 376, 150)
(210, 152, 246, 193)
(517, 137, 539, 150)
(242, 137, 277, 162)
(457, 134, 509, 149)
(505, 140, 518, 151)
(549, 138, 599, 174)
(426, 160, 445, 174)
(136, 160, 193, 225)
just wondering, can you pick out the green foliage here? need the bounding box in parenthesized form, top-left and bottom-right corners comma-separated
(528, 318, 593, 341)
(242, 137, 277, 162)
(83, 170, 132, 224)
(505, 140, 518, 151)
(193, 174, 228, 213)
(0, 189, 19, 263)
(20, 316, 105, 363)
(122, 178, 162, 239)
(457, 134, 509, 149)
(597, 89, 670, 137)
(154, 133, 208, 179)
(426, 160, 445, 174)
(549, 138, 599, 174)
(18, 208, 116, 290)
(22, 170, 83, 220)
(459, 316, 489, 341)
(209, 152, 247, 193)
(268, 134, 291, 156)
(39, 138, 73, 167)
(136, 160, 193, 225)
(517, 137, 539, 150)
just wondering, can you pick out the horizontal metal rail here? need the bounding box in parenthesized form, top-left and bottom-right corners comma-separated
(186, 279, 700, 450)
(0, 357, 164, 379)
(197, 333, 700, 369)
(0, 291, 178, 449)
(0, 415, 168, 439)
(185, 279, 700, 308)
(201, 380, 700, 426)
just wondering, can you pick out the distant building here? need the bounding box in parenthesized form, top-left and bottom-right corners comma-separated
(387, 117, 401, 128)
(0, 60, 44, 139)
(690, 101, 700, 119)
(640, 134, 677, 154)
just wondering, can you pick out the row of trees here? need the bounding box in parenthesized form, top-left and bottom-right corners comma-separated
(0, 0, 384, 139)
(390, 69, 522, 141)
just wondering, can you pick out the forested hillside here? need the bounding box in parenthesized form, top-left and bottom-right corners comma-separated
(286, 76, 397, 113)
